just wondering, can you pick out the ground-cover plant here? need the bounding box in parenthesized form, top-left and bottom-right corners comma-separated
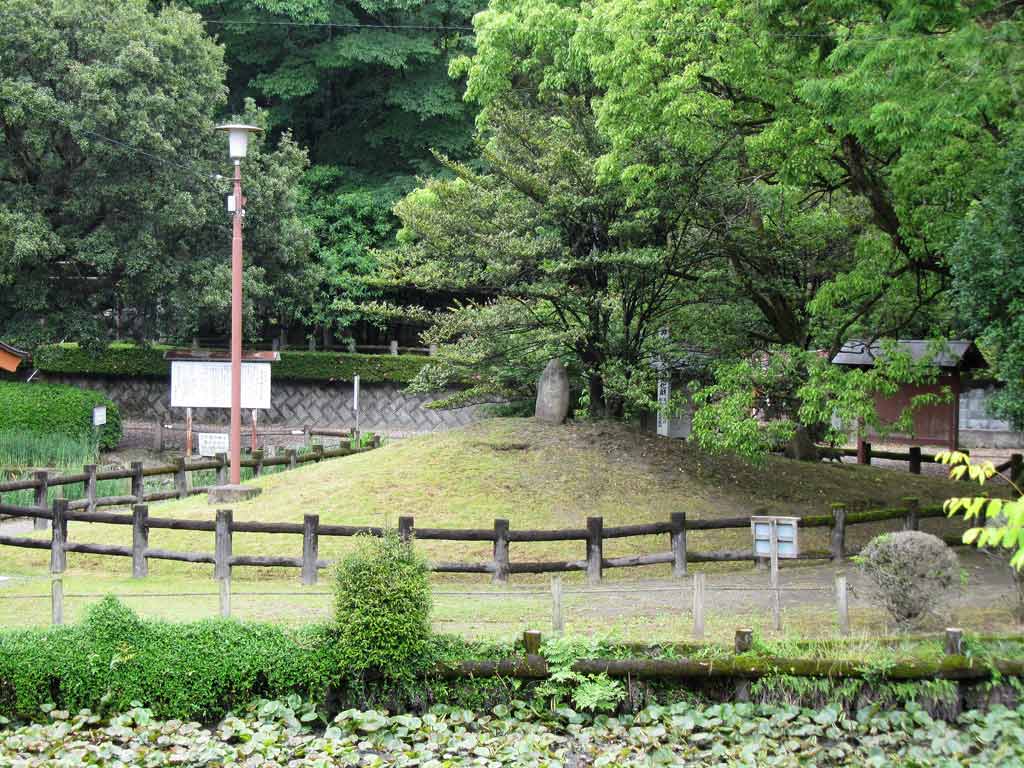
(0, 382, 121, 450)
(3, 699, 1024, 766)
(0, 430, 98, 472)
(333, 532, 433, 679)
(856, 531, 960, 627)
(534, 636, 627, 714)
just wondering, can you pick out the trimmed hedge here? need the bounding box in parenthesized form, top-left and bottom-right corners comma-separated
(0, 599, 342, 722)
(0, 381, 121, 450)
(0, 599, 507, 723)
(32, 343, 431, 384)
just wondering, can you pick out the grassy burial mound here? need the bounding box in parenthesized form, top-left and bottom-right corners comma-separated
(2, 418, 973, 584)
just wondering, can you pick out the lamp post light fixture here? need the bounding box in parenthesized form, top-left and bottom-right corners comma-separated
(214, 123, 261, 487)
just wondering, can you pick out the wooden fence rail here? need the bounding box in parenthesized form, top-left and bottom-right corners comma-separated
(0, 442, 379, 523)
(0, 495, 966, 588)
(823, 444, 1023, 481)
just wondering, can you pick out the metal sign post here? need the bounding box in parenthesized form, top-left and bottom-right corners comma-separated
(353, 375, 360, 444)
(751, 516, 799, 632)
(91, 405, 107, 449)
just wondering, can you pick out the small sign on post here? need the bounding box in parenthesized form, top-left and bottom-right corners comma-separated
(353, 375, 360, 440)
(751, 516, 798, 632)
(751, 516, 799, 559)
(197, 432, 231, 457)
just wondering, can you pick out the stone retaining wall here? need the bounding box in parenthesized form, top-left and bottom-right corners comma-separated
(39, 374, 484, 434)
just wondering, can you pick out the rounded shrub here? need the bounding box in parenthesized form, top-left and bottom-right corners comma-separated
(333, 532, 433, 679)
(0, 381, 121, 450)
(858, 531, 960, 626)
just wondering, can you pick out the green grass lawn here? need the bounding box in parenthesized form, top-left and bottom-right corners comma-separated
(2, 418, 1005, 638)
(1, 418, 974, 578)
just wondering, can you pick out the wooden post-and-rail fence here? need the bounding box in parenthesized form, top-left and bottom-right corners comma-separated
(823, 445, 1023, 482)
(1, 496, 967, 591)
(0, 441, 379, 527)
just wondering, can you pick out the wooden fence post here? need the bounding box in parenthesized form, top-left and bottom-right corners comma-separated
(130, 461, 145, 504)
(492, 518, 510, 584)
(586, 516, 603, 585)
(252, 449, 264, 478)
(286, 448, 297, 471)
(214, 509, 233, 581)
(670, 512, 687, 577)
(903, 497, 920, 531)
(523, 629, 542, 655)
(302, 514, 319, 586)
(692, 572, 705, 640)
(219, 574, 231, 619)
(215, 453, 229, 486)
(945, 627, 964, 655)
(50, 498, 67, 575)
(153, 420, 164, 452)
(551, 574, 564, 635)
(398, 515, 414, 544)
(51, 576, 64, 626)
(836, 572, 850, 637)
(735, 628, 754, 653)
(1010, 454, 1023, 489)
(174, 457, 188, 499)
(131, 504, 149, 579)
(33, 470, 49, 531)
(303, 425, 312, 447)
(830, 503, 847, 562)
(84, 464, 97, 514)
(909, 446, 922, 475)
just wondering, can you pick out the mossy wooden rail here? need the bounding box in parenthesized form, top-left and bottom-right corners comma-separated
(822, 444, 1023, 481)
(0, 493, 961, 588)
(0, 440, 378, 524)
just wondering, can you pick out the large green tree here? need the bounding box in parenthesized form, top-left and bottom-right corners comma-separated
(583, 0, 1022, 352)
(0, 0, 313, 347)
(952, 136, 1024, 430)
(171, 1, 486, 343)
(181, 0, 482, 172)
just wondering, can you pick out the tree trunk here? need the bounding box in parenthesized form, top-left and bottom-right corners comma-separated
(587, 373, 606, 419)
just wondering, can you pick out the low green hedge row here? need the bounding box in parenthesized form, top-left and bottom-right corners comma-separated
(32, 343, 431, 384)
(0, 599, 507, 723)
(0, 382, 121, 451)
(0, 599, 342, 722)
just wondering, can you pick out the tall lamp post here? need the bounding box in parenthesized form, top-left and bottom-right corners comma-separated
(215, 123, 261, 486)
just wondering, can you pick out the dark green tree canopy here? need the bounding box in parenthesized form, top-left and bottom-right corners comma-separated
(0, 0, 312, 347)
(180, 0, 482, 173)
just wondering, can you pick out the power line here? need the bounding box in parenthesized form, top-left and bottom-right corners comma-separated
(200, 18, 475, 32)
(0, 94, 229, 194)
(196, 15, 1024, 46)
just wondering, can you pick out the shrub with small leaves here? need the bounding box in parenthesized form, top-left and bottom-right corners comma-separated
(858, 531, 960, 626)
(333, 532, 433, 679)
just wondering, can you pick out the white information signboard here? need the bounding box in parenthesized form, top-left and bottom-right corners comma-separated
(197, 432, 230, 457)
(92, 406, 107, 427)
(751, 516, 799, 559)
(170, 361, 272, 410)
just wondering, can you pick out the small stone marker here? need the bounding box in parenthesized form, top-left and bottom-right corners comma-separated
(534, 359, 570, 424)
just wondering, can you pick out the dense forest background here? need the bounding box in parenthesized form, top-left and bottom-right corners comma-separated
(1, 0, 1022, 445)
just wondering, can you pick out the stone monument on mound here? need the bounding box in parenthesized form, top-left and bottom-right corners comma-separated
(535, 359, 570, 424)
